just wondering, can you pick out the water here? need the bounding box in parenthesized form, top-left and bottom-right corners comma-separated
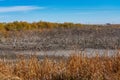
(0, 48, 119, 57)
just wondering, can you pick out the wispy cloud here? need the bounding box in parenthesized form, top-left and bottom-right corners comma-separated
(0, 6, 45, 12)
(52, 7, 120, 11)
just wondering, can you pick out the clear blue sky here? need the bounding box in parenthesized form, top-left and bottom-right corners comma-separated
(0, 0, 120, 24)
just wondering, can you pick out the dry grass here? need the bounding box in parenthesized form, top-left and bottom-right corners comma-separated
(0, 53, 120, 80)
(1, 27, 120, 51)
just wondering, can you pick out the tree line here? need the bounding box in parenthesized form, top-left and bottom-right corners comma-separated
(0, 21, 120, 31)
(0, 21, 83, 31)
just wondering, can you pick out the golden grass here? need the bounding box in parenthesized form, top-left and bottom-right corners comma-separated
(0, 53, 120, 80)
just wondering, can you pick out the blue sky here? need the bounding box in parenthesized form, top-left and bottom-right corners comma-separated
(0, 0, 120, 24)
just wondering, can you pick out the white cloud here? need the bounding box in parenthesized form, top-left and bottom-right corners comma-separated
(0, 6, 44, 12)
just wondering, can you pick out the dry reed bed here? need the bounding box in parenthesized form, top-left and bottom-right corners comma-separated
(1, 27, 120, 51)
(0, 53, 120, 80)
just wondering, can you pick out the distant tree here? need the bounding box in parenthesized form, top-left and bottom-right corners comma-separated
(106, 23, 111, 26)
(4, 23, 16, 31)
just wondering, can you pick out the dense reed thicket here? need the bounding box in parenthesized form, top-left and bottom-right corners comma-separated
(0, 53, 120, 80)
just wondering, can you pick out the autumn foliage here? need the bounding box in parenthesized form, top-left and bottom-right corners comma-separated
(0, 21, 83, 31)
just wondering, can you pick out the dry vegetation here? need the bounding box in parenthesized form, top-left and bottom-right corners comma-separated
(0, 21, 120, 80)
(0, 53, 120, 80)
(0, 26, 120, 50)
